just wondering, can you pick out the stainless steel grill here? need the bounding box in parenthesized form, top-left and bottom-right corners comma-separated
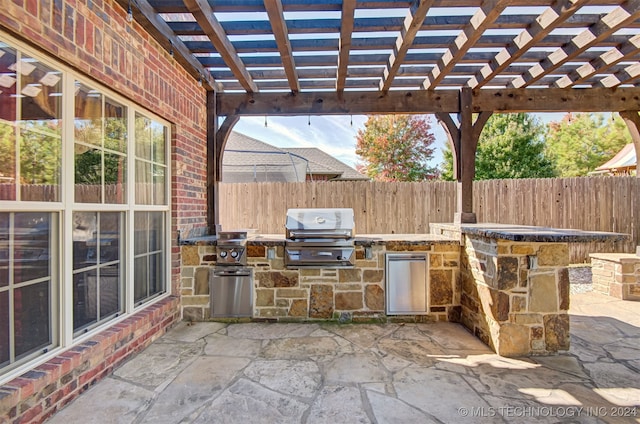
(284, 208, 355, 267)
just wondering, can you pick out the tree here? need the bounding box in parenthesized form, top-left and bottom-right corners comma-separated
(441, 113, 556, 180)
(355, 115, 439, 181)
(545, 113, 631, 177)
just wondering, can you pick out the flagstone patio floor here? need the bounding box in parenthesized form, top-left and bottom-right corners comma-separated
(46, 291, 640, 424)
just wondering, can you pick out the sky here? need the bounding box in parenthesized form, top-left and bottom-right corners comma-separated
(232, 113, 569, 172)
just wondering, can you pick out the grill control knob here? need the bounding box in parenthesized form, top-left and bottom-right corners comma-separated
(337, 256, 343, 260)
(219, 250, 228, 258)
(230, 250, 239, 258)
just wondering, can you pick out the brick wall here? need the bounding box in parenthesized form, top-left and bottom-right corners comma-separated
(1, 0, 210, 293)
(0, 297, 179, 423)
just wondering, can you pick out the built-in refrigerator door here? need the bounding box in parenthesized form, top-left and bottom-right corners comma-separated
(385, 253, 428, 314)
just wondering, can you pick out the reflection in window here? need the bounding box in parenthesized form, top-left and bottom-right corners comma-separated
(0, 46, 62, 201)
(135, 115, 167, 205)
(0, 212, 57, 370)
(72, 212, 122, 333)
(134, 212, 165, 304)
(74, 82, 127, 204)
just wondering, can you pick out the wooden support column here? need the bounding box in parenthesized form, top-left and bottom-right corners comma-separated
(619, 110, 640, 177)
(437, 88, 492, 223)
(207, 89, 239, 234)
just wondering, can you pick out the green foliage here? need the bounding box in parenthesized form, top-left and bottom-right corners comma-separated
(355, 115, 439, 181)
(441, 113, 556, 181)
(545, 113, 631, 177)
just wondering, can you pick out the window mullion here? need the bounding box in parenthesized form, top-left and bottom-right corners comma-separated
(61, 72, 76, 348)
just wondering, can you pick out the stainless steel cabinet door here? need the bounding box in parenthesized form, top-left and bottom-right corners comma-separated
(386, 254, 428, 314)
(210, 269, 253, 317)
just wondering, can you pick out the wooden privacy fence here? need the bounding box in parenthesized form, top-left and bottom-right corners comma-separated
(219, 177, 640, 263)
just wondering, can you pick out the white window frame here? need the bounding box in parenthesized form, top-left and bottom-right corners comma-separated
(0, 31, 173, 385)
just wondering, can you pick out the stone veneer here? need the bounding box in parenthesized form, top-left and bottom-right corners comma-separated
(430, 222, 627, 357)
(179, 238, 461, 323)
(460, 236, 570, 357)
(590, 253, 640, 300)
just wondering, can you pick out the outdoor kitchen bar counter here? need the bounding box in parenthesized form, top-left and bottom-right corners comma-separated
(180, 232, 456, 246)
(179, 224, 628, 357)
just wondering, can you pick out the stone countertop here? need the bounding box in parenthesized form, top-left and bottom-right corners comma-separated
(180, 233, 457, 246)
(432, 223, 629, 243)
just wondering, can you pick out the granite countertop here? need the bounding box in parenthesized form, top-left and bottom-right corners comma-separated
(433, 223, 629, 243)
(180, 233, 456, 246)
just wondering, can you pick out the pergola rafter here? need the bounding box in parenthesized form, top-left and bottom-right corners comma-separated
(555, 34, 640, 88)
(264, 0, 300, 93)
(380, 0, 434, 92)
(422, 0, 509, 90)
(336, 0, 356, 92)
(182, 0, 257, 92)
(511, 0, 640, 88)
(468, 0, 590, 89)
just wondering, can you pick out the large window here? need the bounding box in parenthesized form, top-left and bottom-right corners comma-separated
(0, 35, 171, 379)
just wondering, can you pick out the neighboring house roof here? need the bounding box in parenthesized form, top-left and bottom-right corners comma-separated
(283, 147, 369, 181)
(594, 143, 637, 174)
(223, 132, 368, 181)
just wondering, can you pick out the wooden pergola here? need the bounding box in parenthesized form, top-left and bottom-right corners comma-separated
(115, 0, 640, 230)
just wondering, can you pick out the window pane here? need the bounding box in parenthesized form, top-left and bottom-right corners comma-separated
(0, 213, 8, 287)
(73, 270, 97, 331)
(19, 55, 62, 202)
(104, 152, 126, 204)
(135, 114, 151, 160)
(14, 213, 50, 284)
(0, 122, 16, 201)
(134, 256, 147, 303)
(151, 122, 166, 165)
(74, 82, 102, 146)
(105, 98, 126, 153)
(73, 212, 96, 270)
(100, 264, 120, 319)
(149, 253, 163, 298)
(20, 129, 61, 202)
(74, 144, 102, 203)
(135, 160, 152, 205)
(0, 45, 17, 122)
(0, 291, 8, 367)
(149, 212, 163, 252)
(153, 165, 166, 205)
(14, 281, 51, 359)
(100, 212, 121, 263)
(134, 212, 148, 255)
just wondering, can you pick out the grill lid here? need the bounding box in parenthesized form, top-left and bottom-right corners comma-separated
(285, 208, 354, 232)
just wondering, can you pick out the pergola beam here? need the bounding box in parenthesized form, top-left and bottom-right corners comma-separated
(336, 0, 356, 92)
(183, 0, 258, 92)
(264, 0, 300, 93)
(380, 0, 434, 92)
(216, 87, 640, 116)
(468, 0, 589, 89)
(422, 0, 508, 90)
(113, 0, 216, 89)
(511, 0, 640, 88)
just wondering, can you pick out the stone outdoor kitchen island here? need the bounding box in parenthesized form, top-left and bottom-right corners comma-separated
(180, 225, 627, 357)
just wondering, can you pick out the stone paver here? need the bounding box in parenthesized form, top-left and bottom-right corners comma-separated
(46, 292, 640, 424)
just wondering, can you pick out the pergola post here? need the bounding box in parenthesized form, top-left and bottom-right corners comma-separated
(619, 110, 640, 177)
(437, 88, 492, 223)
(207, 88, 239, 234)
